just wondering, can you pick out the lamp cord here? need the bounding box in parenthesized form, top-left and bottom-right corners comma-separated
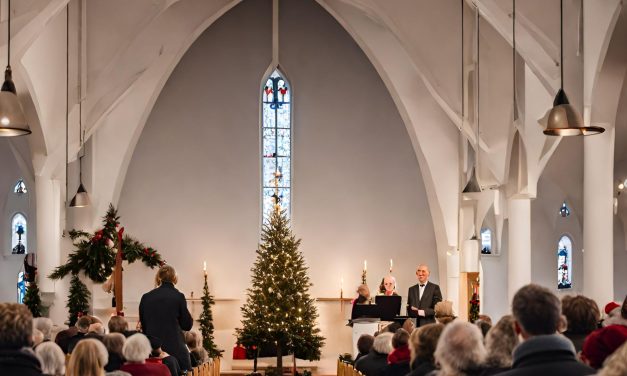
(560, 0, 564, 89)
(461, 0, 464, 127)
(513, 0, 516, 114)
(476, 5, 480, 181)
(7, 0, 10, 66)
(65, 4, 69, 203)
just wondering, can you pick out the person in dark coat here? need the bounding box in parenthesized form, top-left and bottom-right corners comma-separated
(0, 303, 43, 376)
(560, 295, 601, 353)
(407, 323, 443, 376)
(495, 284, 594, 376)
(384, 329, 410, 376)
(140, 265, 193, 373)
(407, 265, 442, 327)
(355, 332, 393, 376)
(355, 334, 375, 363)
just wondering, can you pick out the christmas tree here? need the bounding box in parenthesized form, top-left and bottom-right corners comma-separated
(23, 282, 43, 318)
(198, 272, 222, 358)
(236, 207, 324, 374)
(67, 274, 91, 326)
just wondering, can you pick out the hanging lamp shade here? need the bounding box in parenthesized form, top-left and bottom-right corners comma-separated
(463, 167, 482, 193)
(70, 182, 91, 208)
(543, 89, 604, 135)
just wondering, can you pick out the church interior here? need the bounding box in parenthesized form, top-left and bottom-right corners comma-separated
(1, 0, 627, 374)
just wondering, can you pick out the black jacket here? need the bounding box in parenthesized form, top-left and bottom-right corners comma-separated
(406, 282, 442, 327)
(0, 348, 42, 376)
(385, 360, 410, 376)
(494, 335, 594, 376)
(406, 357, 435, 376)
(140, 282, 193, 371)
(355, 350, 389, 376)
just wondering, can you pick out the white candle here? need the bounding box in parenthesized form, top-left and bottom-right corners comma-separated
(390, 259, 393, 273)
(364, 260, 367, 272)
(203, 261, 207, 275)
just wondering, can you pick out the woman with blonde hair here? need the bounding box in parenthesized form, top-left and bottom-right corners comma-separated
(434, 301, 455, 325)
(66, 338, 109, 376)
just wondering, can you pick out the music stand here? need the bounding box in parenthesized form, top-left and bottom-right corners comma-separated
(375, 295, 402, 321)
(351, 303, 380, 321)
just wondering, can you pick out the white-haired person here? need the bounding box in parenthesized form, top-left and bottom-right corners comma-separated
(32, 328, 45, 348)
(33, 317, 53, 343)
(481, 315, 519, 375)
(35, 341, 65, 376)
(355, 332, 393, 376)
(120, 333, 170, 376)
(433, 321, 486, 376)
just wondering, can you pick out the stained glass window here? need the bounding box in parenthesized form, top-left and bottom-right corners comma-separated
(14, 179, 27, 195)
(11, 213, 27, 254)
(17, 272, 25, 303)
(262, 70, 291, 221)
(480, 228, 492, 254)
(557, 235, 572, 289)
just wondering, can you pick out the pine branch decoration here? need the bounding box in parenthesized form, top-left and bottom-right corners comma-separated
(23, 282, 43, 318)
(67, 274, 91, 326)
(198, 273, 222, 358)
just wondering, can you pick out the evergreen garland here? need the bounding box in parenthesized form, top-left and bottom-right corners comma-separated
(23, 281, 43, 318)
(67, 274, 91, 326)
(198, 273, 222, 358)
(236, 208, 324, 373)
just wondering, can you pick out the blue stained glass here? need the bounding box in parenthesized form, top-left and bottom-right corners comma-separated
(17, 272, 25, 304)
(557, 236, 572, 289)
(263, 188, 291, 220)
(263, 158, 278, 187)
(277, 129, 290, 156)
(263, 129, 276, 157)
(263, 104, 276, 128)
(276, 157, 290, 187)
(277, 105, 291, 128)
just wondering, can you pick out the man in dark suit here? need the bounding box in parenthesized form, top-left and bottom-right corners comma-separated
(406, 264, 442, 327)
(140, 265, 193, 374)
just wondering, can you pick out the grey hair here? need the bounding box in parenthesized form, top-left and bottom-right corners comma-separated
(434, 321, 486, 375)
(484, 315, 519, 368)
(33, 317, 53, 340)
(32, 328, 44, 347)
(372, 332, 394, 354)
(123, 333, 152, 362)
(35, 342, 66, 376)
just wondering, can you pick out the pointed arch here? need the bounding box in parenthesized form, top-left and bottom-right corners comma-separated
(557, 235, 573, 289)
(11, 213, 28, 254)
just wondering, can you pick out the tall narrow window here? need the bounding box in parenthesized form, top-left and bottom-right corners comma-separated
(262, 70, 291, 221)
(17, 272, 25, 303)
(557, 235, 572, 289)
(480, 228, 492, 254)
(11, 213, 27, 254)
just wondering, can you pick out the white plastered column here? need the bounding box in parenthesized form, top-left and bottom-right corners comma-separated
(35, 176, 62, 293)
(583, 128, 614, 304)
(507, 197, 531, 302)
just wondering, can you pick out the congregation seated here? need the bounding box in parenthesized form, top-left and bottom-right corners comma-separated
(103, 333, 127, 372)
(32, 328, 45, 348)
(354, 332, 392, 376)
(581, 323, 627, 369)
(185, 330, 209, 367)
(34, 342, 65, 376)
(66, 338, 110, 376)
(481, 315, 518, 375)
(474, 319, 491, 338)
(33, 317, 54, 345)
(433, 300, 455, 325)
(407, 323, 443, 376)
(0, 303, 42, 376)
(561, 295, 601, 352)
(67, 316, 92, 353)
(120, 333, 171, 376)
(147, 334, 181, 376)
(383, 329, 410, 376)
(108, 316, 138, 338)
(355, 334, 374, 362)
(432, 321, 486, 376)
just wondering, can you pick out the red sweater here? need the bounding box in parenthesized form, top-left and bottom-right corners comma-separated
(120, 362, 171, 376)
(387, 345, 411, 364)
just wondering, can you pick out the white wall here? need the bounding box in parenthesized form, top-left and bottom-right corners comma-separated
(112, 0, 437, 371)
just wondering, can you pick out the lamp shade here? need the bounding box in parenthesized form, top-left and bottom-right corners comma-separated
(543, 89, 604, 137)
(463, 167, 482, 193)
(69, 183, 91, 208)
(0, 67, 30, 136)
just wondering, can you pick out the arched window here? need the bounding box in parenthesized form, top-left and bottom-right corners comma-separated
(557, 235, 573, 289)
(480, 228, 492, 254)
(11, 213, 27, 254)
(261, 69, 291, 221)
(13, 179, 27, 195)
(17, 272, 26, 303)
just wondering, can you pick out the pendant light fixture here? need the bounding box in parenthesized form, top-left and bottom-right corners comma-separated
(544, 0, 604, 136)
(70, 0, 90, 208)
(463, 4, 482, 193)
(0, 0, 30, 136)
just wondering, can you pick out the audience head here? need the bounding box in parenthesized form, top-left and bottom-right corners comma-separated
(416, 264, 430, 284)
(108, 316, 129, 334)
(32, 328, 44, 347)
(409, 323, 443, 365)
(35, 341, 66, 376)
(0, 302, 33, 349)
(512, 284, 561, 337)
(357, 334, 374, 355)
(357, 284, 370, 299)
(147, 334, 163, 357)
(102, 333, 126, 356)
(392, 329, 410, 349)
(372, 332, 393, 355)
(597, 341, 627, 376)
(76, 316, 92, 333)
(581, 324, 627, 369)
(33, 317, 53, 341)
(484, 315, 519, 368)
(605, 302, 621, 319)
(475, 320, 491, 338)
(184, 330, 201, 349)
(402, 318, 415, 333)
(383, 276, 396, 294)
(434, 300, 455, 325)
(66, 338, 109, 376)
(382, 322, 402, 334)
(89, 323, 105, 336)
(123, 333, 152, 363)
(155, 264, 177, 287)
(562, 295, 600, 334)
(478, 314, 492, 325)
(434, 321, 486, 374)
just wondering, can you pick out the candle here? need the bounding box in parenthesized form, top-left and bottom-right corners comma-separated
(203, 261, 207, 275)
(364, 260, 367, 272)
(390, 259, 393, 273)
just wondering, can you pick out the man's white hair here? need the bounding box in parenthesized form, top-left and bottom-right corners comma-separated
(123, 333, 152, 363)
(372, 332, 394, 354)
(33, 317, 53, 340)
(35, 341, 66, 376)
(434, 321, 486, 374)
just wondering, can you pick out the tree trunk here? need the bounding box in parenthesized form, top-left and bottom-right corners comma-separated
(276, 342, 283, 375)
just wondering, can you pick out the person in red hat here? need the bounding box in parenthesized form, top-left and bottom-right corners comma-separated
(581, 324, 627, 369)
(603, 297, 627, 327)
